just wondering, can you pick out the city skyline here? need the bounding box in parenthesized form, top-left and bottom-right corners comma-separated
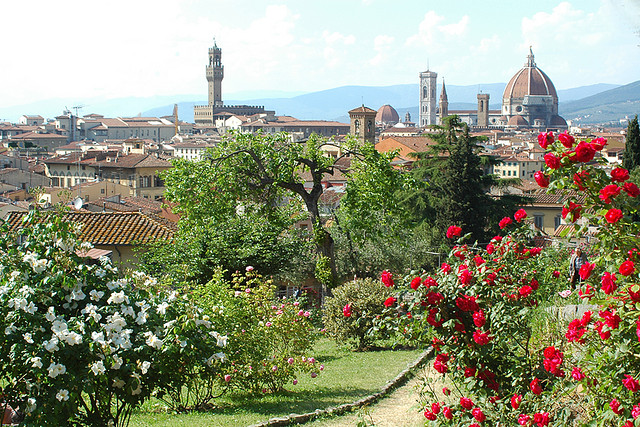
(1, 0, 639, 110)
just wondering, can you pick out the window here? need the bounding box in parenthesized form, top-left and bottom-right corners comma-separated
(534, 215, 544, 229)
(554, 215, 561, 229)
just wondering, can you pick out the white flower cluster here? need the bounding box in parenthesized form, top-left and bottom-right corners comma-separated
(22, 252, 48, 274)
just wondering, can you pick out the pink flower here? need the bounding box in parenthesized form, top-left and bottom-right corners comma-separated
(310, 372, 317, 378)
(605, 208, 623, 223)
(224, 374, 231, 382)
(293, 379, 298, 385)
(287, 358, 294, 365)
(514, 208, 527, 222)
(381, 270, 394, 287)
(446, 225, 462, 238)
(623, 374, 639, 392)
(571, 367, 585, 381)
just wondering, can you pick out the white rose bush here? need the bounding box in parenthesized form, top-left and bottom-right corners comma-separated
(0, 211, 228, 426)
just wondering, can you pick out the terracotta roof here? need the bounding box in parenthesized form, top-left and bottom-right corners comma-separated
(508, 115, 530, 127)
(378, 136, 438, 152)
(376, 105, 399, 123)
(9, 132, 67, 140)
(527, 189, 587, 206)
(348, 106, 377, 114)
(4, 211, 176, 245)
(503, 50, 558, 100)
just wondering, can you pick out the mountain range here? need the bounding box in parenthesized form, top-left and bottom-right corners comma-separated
(1, 81, 637, 126)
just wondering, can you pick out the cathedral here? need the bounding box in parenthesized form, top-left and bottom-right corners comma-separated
(419, 49, 567, 131)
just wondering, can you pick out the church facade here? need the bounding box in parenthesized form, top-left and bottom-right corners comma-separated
(419, 49, 567, 131)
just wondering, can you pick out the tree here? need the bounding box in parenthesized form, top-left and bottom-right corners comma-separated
(160, 131, 390, 289)
(400, 116, 524, 245)
(623, 115, 640, 171)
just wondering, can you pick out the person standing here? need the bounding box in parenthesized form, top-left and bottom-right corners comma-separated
(569, 248, 587, 286)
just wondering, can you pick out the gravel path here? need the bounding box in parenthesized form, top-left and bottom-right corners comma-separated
(308, 375, 426, 427)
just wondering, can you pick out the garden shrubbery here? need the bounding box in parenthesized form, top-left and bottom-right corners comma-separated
(379, 132, 640, 425)
(323, 278, 393, 350)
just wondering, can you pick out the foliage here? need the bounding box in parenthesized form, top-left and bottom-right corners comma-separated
(623, 115, 640, 172)
(323, 278, 393, 350)
(191, 269, 321, 394)
(379, 130, 640, 425)
(0, 210, 227, 426)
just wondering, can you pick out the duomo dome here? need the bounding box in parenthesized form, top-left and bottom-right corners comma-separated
(376, 104, 400, 126)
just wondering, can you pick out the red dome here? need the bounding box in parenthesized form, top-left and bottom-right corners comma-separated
(376, 104, 399, 124)
(503, 49, 557, 100)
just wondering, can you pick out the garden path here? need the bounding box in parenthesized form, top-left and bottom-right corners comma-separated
(309, 375, 426, 426)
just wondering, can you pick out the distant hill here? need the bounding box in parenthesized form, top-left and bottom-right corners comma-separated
(560, 80, 640, 124)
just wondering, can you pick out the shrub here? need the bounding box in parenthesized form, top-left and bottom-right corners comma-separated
(191, 269, 321, 394)
(323, 278, 392, 350)
(0, 211, 227, 426)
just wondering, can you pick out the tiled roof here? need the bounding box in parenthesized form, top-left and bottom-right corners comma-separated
(528, 190, 587, 206)
(4, 211, 176, 245)
(348, 106, 377, 114)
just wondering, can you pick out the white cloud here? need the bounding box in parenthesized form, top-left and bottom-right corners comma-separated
(369, 35, 395, 66)
(439, 15, 469, 36)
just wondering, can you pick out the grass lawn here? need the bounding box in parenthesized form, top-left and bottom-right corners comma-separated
(130, 339, 423, 427)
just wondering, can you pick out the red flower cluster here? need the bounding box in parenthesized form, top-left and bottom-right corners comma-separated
(410, 276, 422, 290)
(611, 167, 630, 182)
(543, 346, 564, 377)
(342, 303, 352, 317)
(562, 201, 582, 222)
(610, 398, 623, 415)
(381, 270, 394, 287)
(530, 377, 542, 395)
(433, 353, 449, 373)
(566, 311, 591, 343)
(544, 152, 561, 169)
(473, 330, 491, 346)
(574, 170, 589, 190)
(383, 296, 396, 307)
(600, 184, 622, 204)
(620, 259, 636, 276)
(623, 374, 639, 392)
(571, 367, 585, 381)
(456, 295, 479, 312)
(538, 131, 554, 149)
(511, 393, 522, 409)
(499, 216, 513, 229)
(473, 309, 486, 328)
(601, 272, 617, 295)
(579, 262, 595, 281)
(558, 131, 575, 148)
(605, 208, 623, 223)
(534, 170, 549, 188)
(514, 208, 527, 222)
(446, 225, 462, 238)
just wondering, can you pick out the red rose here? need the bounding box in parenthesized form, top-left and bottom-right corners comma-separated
(574, 141, 596, 162)
(533, 170, 549, 188)
(343, 303, 352, 317)
(571, 367, 585, 381)
(433, 359, 448, 373)
(473, 310, 486, 328)
(610, 398, 623, 415)
(600, 184, 622, 204)
(464, 366, 477, 377)
(591, 137, 607, 150)
(519, 285, 533, 298)
(442, 387, 451, 396)
(441, 263, 452, 274)
(381, 270, 394, 287)
(558, 131, 575, 148)
(620, 260, 635, 276)
(443, 407, 453, 419)
(533, 412, 550, 426)
(514, 208, 527, 222)
(472, 407, 486, 422)
(423, 410, 436, 420)
(601, 272, 617, 295)
(605, 208, 623, 223)
(579, 262, 595, 281)
(473, 330, 490, 345)
(383, 297, 396, 307)
(446, 225, 462, 238)
(530, 378, 542, 395)
(544, 152, 561, 169)
(623, 374, 639, 392)
(573, 171, 590, 190)
(538, 131, 554, 149)
(460, 397, 474, 410)
(624, 182, 640, 197)
(423, 276, 437, 287)
(562, 201, 582, 222)
(611, 167, 630, 182)
(431, 402, 441, 414)
(518, 414, 531, 425)
(474, 255, 485, 266)
(410, 276, 422, 290)
(552, 270, 560, 278)
(511, 394, 522, 409)
(499, 217, 513, 229)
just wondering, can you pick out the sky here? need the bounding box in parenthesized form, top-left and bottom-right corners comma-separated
(1, 0, 639, 108)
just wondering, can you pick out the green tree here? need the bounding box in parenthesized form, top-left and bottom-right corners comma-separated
(623, 115, 640, 171)
(160, 131, 391, 289)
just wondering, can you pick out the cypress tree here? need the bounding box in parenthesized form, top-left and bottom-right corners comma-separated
(623, 115, 640, 171)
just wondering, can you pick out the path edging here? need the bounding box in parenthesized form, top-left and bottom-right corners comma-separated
(248, 347, 433, 427)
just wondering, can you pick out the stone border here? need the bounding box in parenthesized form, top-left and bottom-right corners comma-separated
(248, 347, 433, 427)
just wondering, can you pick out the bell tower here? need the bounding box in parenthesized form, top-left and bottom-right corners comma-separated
(207, 40, 224, 107)
(419, 69, 437, 127)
